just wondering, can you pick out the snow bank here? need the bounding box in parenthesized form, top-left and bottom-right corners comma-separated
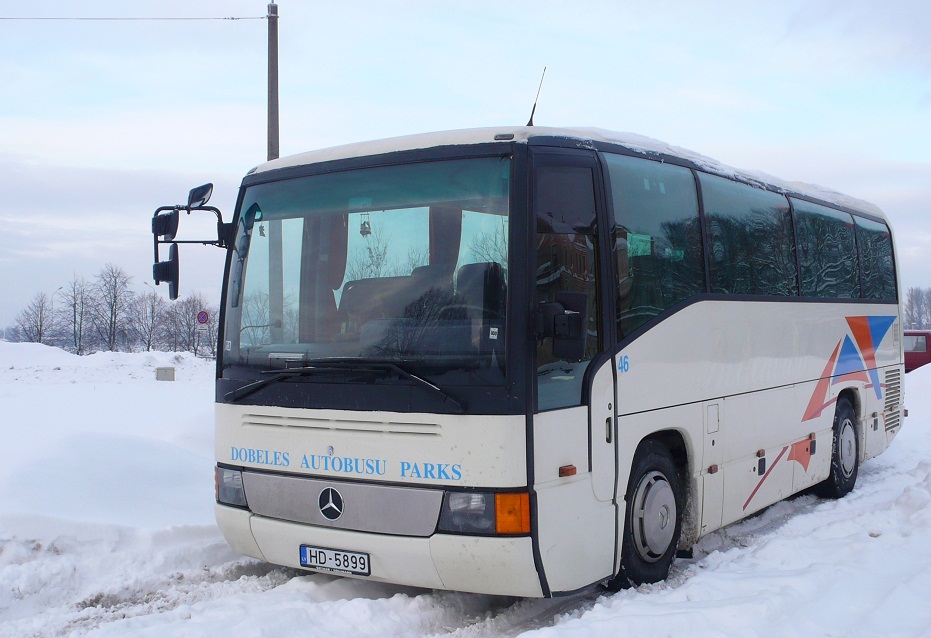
(0, 341, 79, 368)
(0, 343, 216, 529)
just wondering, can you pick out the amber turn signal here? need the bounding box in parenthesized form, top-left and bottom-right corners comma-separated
(495, 492, 531, 534)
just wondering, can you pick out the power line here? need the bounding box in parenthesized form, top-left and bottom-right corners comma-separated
(0, 16, 266, 21)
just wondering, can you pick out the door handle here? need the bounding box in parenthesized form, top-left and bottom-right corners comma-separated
(606, 417, 612, 444)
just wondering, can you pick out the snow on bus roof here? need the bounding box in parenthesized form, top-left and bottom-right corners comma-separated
(253, 126, 884, 217)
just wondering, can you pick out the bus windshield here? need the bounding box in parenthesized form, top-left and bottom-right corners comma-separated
(222, 156, 511, 385)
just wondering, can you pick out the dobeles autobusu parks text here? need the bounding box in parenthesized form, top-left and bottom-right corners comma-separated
(229, 446, 464, 481)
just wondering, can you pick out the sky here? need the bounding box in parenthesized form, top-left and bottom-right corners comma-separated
(1, 0, 930, 328)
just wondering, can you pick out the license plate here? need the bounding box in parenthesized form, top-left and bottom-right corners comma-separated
(300, 545, 371, 576)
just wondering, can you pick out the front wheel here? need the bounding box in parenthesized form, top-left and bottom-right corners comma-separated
(613, 440, 683, 588)
(814, 397, 859, 499)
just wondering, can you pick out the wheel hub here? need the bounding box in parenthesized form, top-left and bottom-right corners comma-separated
(839, 418, 856, 477)
(632, 471, 676, 562)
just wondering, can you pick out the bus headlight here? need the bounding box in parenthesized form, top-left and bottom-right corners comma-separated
(215, 466, 248, 508)
(438, 491, 530, 535)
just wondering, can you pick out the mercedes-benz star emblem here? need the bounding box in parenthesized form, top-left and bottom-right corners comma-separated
(318, 487, 344, 521)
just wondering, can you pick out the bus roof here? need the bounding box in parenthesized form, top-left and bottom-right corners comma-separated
(251, 126, 884, 218)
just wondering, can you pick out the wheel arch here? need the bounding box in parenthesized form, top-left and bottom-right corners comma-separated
(837, 387, 860, 419)
(836, 387, 864, 459)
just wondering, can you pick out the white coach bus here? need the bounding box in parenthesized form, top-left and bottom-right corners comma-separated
(157, 127, 904, 596)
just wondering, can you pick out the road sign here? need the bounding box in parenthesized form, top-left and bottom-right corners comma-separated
(196, 310, 209, 331)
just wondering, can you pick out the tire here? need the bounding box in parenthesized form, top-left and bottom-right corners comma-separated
(613, 440, 683, 588)
(814, 397, 859, 499)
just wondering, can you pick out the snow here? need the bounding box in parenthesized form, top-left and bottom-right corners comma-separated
(256, 126, 885, 218)
(2, 341, 930, 637)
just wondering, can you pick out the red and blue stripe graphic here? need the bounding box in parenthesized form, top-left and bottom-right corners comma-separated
(803, 315, 896, 422)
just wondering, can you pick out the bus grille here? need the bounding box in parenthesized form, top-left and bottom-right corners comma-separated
(241, 412, 442, 437)
(884, 368, 902, 431)
(242, 471, 443, 536)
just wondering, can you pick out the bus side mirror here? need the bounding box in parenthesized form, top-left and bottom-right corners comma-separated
(153, 243, 180, 300)
(536, 291, 588, 361)
(149, 184, 226, 299)
(188, 183, 214, 208)
(152, 209, 179, 241)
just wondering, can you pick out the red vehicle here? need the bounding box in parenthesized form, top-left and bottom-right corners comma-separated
(905, 330, 931, 373)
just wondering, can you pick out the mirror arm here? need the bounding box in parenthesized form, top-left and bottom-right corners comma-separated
(189, 204, 223, 221)
(153, 205, 229, 248)
(187, 205, 230, 248)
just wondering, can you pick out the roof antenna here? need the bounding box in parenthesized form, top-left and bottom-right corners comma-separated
(526, 67, 547, 127)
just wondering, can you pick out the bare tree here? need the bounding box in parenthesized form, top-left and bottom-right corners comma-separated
(405, 246, 429, 274)
(905, 287, 931, 330)
(58, 275, 91, 354)
(468, 217, 508, 266)
(90, 264, 133, 351)
(345, 223, 406, 281)
(203, 301, 221, 357)
(919, 288, 930, 329)
(240, 290, 271, 347)
(159, 302, 184, 352)
(904, 287, 920, 329)
(164, 292, 216, 354)
(128, 289, 169, 352)
(14, 292, 54, 344)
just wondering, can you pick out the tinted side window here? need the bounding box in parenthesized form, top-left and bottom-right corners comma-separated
(792, 199, 859, 299)
(700, 174, 797, 296)
(535, 166, 597, 234)
(856, 216, 897, 300)
(602, 153, 703, 336)
(534, 164, 600, 411)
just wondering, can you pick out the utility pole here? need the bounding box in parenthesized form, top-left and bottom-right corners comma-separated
(267, 2, 284, 343)
(267, 2, 279, 162)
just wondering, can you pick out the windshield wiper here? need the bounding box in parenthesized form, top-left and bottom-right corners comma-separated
(374, 361, 465, 413)
(224, 369, 312, 403)
(224, 359, 465, 413)
(224, 363, 369, 402)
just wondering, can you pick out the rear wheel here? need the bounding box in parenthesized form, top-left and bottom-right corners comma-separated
(612, 440, 683, 588)
(814, 397, 859, 499)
